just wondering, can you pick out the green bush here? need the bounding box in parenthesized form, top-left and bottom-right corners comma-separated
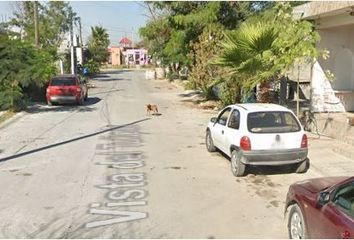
(167, 71, 179, 81)
(0, 35, 56, 110)
(217, 78, 242, 107)
(183, 80, 197, 90)
(0, 85, 24, 111)
(84, 59, 100, 76)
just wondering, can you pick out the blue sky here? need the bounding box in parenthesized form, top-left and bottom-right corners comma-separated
(0, 1, 149, 46)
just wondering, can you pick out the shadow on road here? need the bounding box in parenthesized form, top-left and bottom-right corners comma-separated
(0, 118, 151, 163)
(217, 150, 309, 176)
(25, 97, 101, 114)
(93, 78, 128, 82)
(98, 70, 132, 75)
(90, 89, 123, 96)
(178, 91, 202, 98)
(247, 164, 301, 176)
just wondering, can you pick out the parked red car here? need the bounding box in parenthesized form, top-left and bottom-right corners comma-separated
(285, 176, 354, 239)
(46, 74, 88, 106)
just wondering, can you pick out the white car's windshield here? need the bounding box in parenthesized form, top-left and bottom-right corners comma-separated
(247, 111, 301, 133)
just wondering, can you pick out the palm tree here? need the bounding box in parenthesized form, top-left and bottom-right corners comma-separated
(88, 26, 110, 65)
(217, 21, 279, 103)
(217, 2, 322, 105)
(89, 26, 110, 48)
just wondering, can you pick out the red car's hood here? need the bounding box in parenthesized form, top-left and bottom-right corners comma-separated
(296, 177, 348, 193)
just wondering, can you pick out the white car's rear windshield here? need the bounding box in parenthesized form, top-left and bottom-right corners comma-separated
(247, 111, 301, 133)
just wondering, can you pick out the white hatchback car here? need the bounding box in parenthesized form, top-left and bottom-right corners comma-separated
(206, 103, 308, 177)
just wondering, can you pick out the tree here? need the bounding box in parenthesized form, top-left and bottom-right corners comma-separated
(217, 3, 323, 103)
(40, 2, 73, 53)
(188, 24, 226, 99)
(10, 1, 74, 55)
(89, 26, 110, 48)
(86, 26, 110, 73)
(0, 34, 56, 110)
(139, 1, 254, 71)
(217, 21, 279, 90)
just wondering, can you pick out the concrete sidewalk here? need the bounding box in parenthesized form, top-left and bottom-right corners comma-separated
(303, 131, 354, 177)
(0, 111, 25, 130)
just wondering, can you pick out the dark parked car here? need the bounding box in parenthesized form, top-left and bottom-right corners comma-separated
(285, 176, 354, 239)
(46, 74, 88, 106)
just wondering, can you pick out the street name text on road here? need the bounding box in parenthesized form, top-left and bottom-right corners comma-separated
(85, 125, 148, 228)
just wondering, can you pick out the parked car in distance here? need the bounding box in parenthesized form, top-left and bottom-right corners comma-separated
(46, 74, 88, 106)
(285, 176, 354, 239)
(205, 103, 308, 176)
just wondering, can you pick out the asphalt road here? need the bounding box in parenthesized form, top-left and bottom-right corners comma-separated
(0, 70, 353, 238)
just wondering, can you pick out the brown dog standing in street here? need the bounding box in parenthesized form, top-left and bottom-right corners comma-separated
(146, 104, 159, 115)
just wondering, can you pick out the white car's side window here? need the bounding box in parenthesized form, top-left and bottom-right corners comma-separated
(217, 108, 231, 126)
(228, 109, 240, 130)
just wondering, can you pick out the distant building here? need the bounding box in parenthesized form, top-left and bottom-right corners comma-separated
(122, 48, 149, 66)
(107, 37, 149, 67)
(108, 46, 123, 66)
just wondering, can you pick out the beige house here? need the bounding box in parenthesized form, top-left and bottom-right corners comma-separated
(294, 2, 354, 112)
(108, 46, 122, 66)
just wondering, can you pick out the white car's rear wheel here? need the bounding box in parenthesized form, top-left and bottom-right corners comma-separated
(231, 150, 246, 177)
(296, 158, 309, 173)
(206, 130, 216, 152)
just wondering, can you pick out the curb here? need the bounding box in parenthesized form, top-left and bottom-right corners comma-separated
(0, 111, 26, 130)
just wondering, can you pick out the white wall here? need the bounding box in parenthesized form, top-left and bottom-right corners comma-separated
(312, 24, 354, 111)
(318, 25, 354, 90)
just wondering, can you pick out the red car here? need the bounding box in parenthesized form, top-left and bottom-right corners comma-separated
(285, 176, 354, 239)
(46, 74, 88, 106)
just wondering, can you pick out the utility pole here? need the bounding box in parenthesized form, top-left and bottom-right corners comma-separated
(69, 11, 75, 74)
(131, 27, 134, 48)
(78, 17, 83, 48)
(76, 17, 83, 67)
(33, 1, 39, 47)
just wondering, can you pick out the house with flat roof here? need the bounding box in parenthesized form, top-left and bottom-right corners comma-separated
(108, 46, 122, 66)
(294, 2, 354, 112)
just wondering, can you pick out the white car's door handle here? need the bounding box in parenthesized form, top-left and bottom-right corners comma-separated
(222, 130, 224, 134)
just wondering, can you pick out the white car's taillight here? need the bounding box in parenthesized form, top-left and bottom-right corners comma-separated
(301, 134, 308, 148)
(240, 136, 251, 151)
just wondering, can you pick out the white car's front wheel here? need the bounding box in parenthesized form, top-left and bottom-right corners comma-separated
(231, 150, 246, 177)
